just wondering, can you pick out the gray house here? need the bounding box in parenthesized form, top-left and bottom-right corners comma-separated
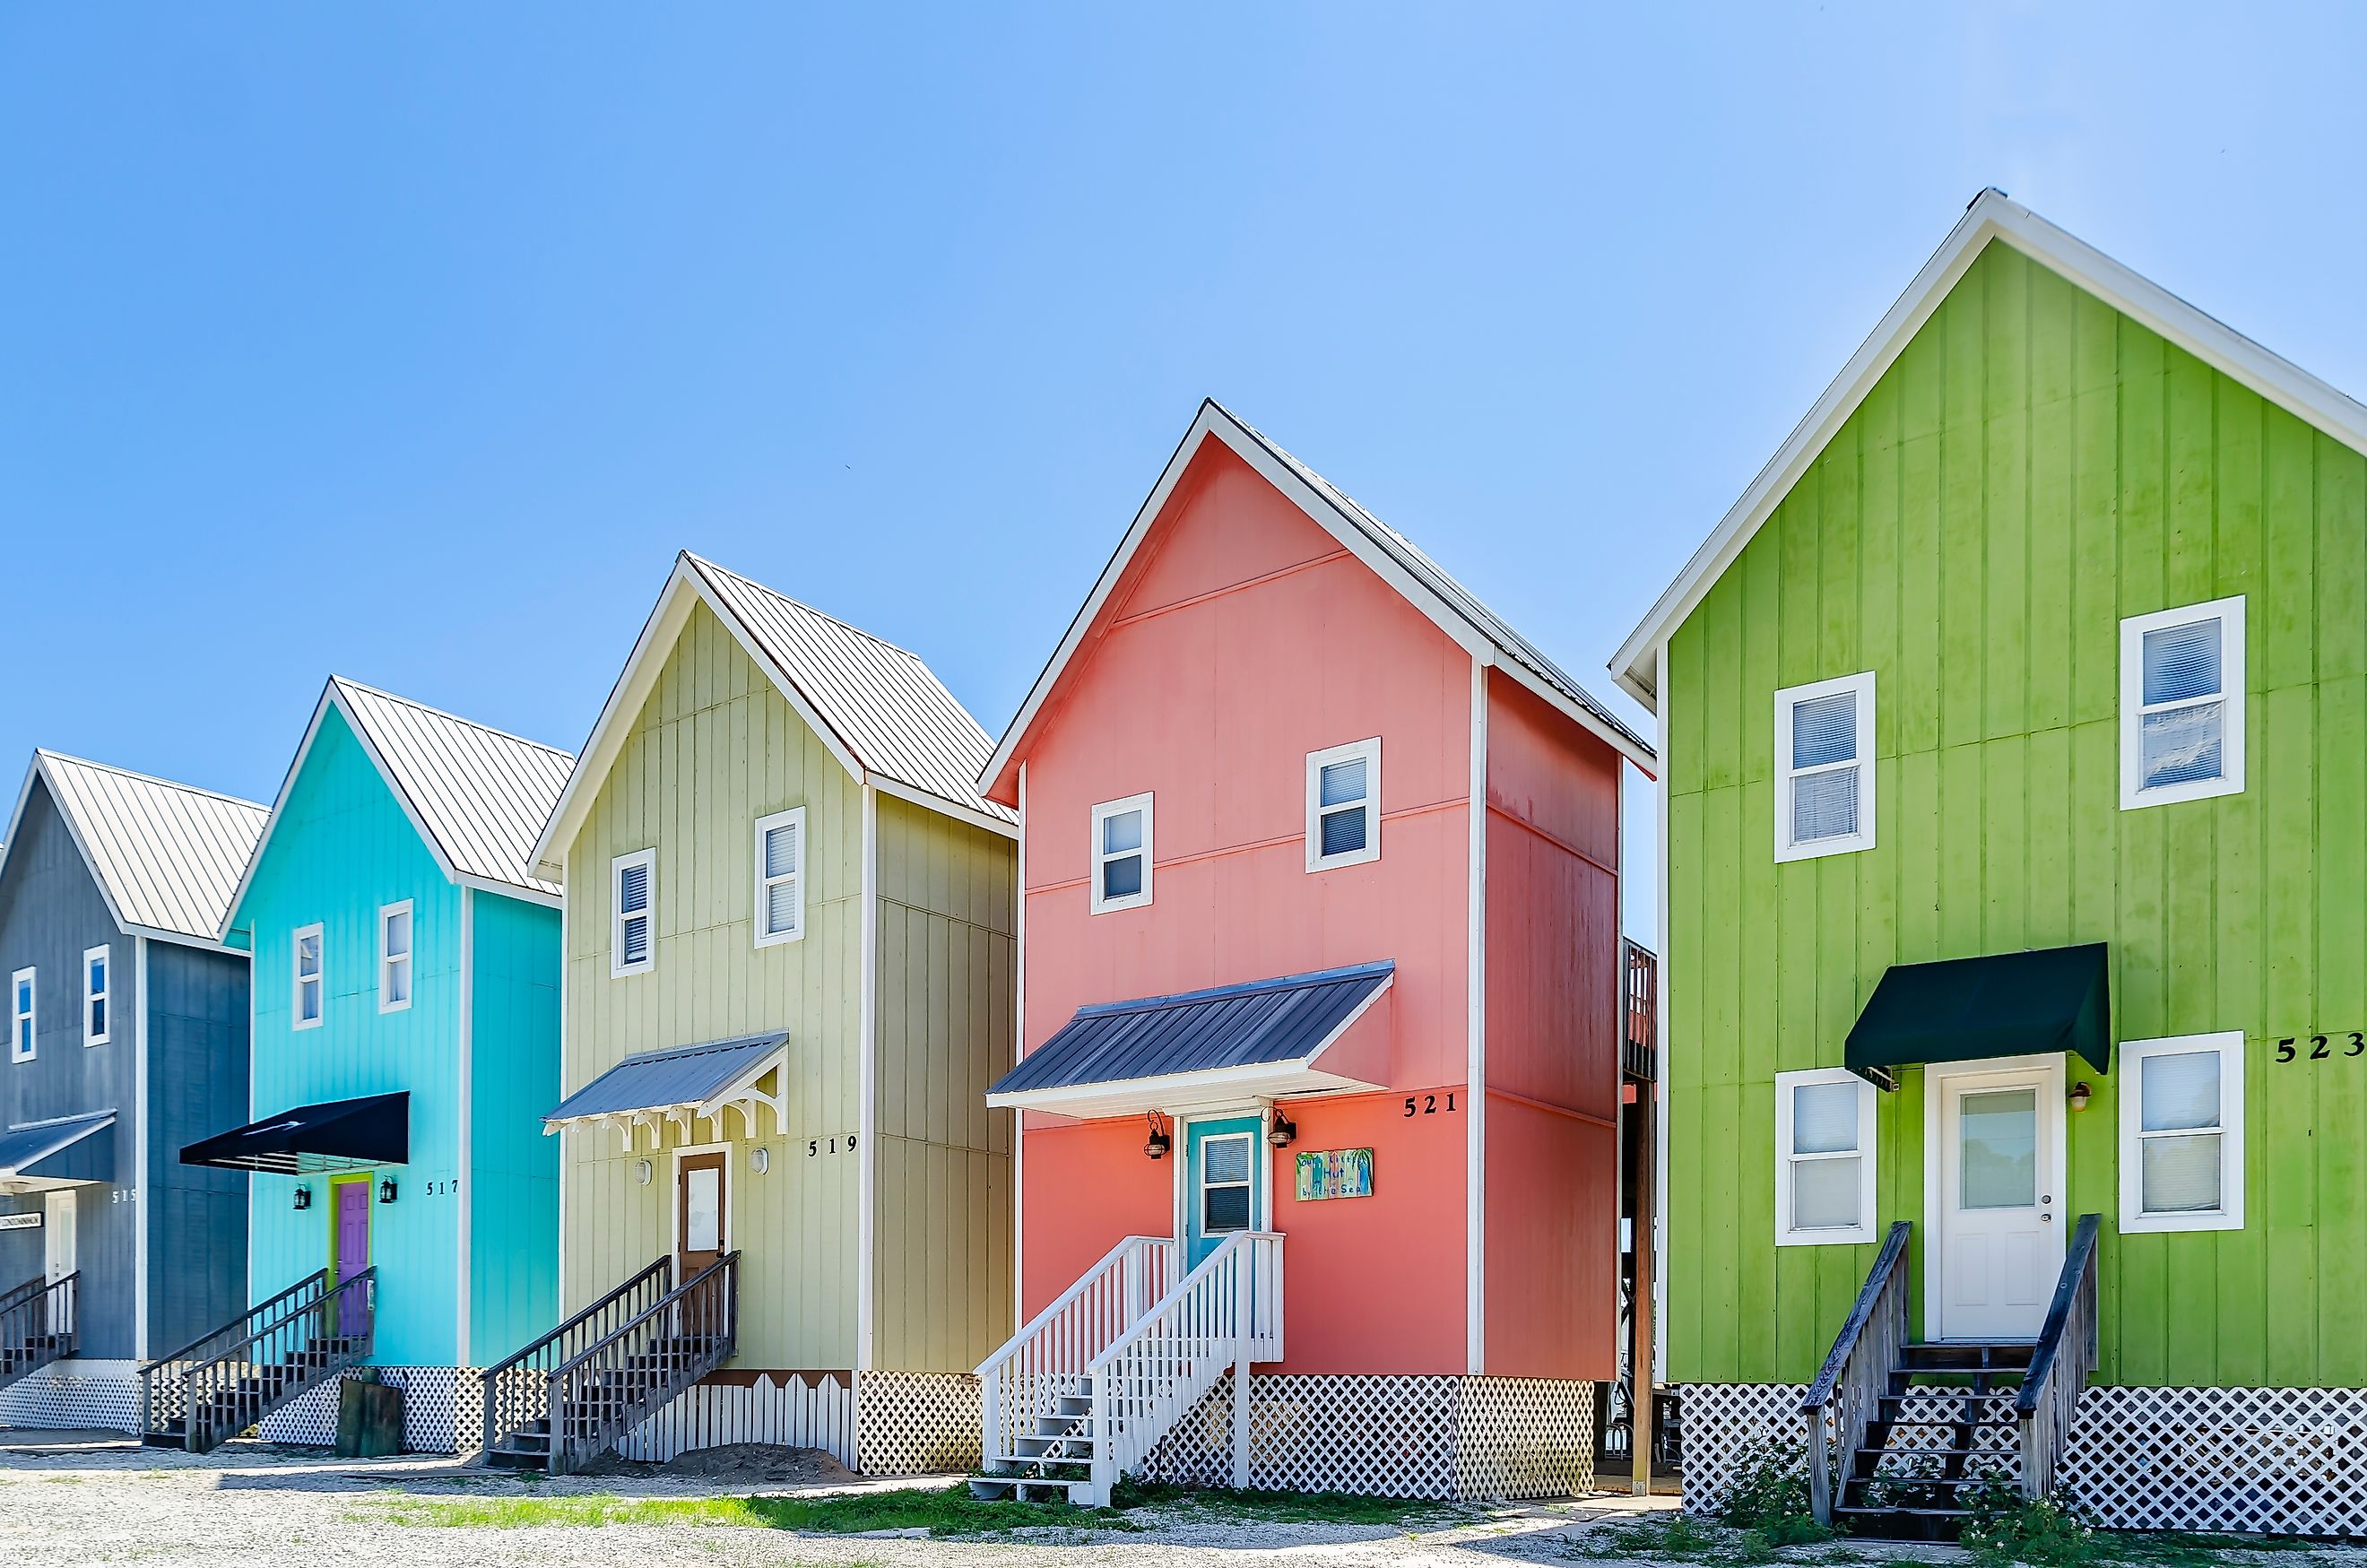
(0, 751, 265, 1429)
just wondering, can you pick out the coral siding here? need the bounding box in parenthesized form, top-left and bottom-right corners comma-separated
(1483, 671, 1623, 1378)
(1018, 1114, 1174, 1309)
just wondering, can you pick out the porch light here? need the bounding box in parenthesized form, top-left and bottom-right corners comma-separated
(750, 1147, 770, 1175)
(292, 1186, 311, 1211)
(377, 1179, 398, 1205)
(2068, 1082, 2093, 1113)
(1144, 1113, 1171, 1161)
(634, 1158, 654, 1185)
(1266, 1113, 1297, 1149)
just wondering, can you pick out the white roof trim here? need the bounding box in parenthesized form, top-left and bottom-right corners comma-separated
(1612, 188, 2367, 710)
(979, 401, 1655, 797)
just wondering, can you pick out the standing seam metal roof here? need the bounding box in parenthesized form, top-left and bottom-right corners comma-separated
(546, 1032, 790, 1123)
(13, 752, 269, 943)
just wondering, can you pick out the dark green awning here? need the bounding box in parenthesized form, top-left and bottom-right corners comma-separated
(1845, 944, 2110, 1088)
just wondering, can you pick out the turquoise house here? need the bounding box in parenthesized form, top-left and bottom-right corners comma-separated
(190, 678, 571, 1452)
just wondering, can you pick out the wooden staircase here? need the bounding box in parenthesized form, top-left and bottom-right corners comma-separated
(971, 1372, 1098, 1502)
(0, 1273, 78, 1390)
(137, 1269, 377, 1452)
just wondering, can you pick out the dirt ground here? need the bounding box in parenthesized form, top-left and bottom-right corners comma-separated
(0, 1430, 1690, 1568)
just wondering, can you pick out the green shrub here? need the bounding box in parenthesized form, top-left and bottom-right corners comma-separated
(1719, 1439, 1834, 1546)
(1959, 1478, 2100, 1567)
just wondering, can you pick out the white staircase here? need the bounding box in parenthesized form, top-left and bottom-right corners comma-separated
(974, 1231, 1283, 1506)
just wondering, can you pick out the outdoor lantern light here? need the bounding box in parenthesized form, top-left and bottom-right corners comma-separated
(750, 1147, 770, 1175)
(1144, 1113, 1171, 1161)
(2068, 1082, 2093, 1113)
(633, 1158, 654, 1185)
(1266, 1112, 1297, 1148)
(292, 1186, 311, 1211)
(377, 1178, 398, 1205)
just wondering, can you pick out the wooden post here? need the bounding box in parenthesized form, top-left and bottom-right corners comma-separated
(1232, 1252, 1253, 1489)
(1630, 1079, 1656, 1497)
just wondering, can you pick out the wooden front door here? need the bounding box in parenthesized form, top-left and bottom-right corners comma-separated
(677, 1152, 726, 1278)
(331, 1175, 372, 1337)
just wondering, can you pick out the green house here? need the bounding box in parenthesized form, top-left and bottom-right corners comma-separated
(1612, 191, 2367, 1537)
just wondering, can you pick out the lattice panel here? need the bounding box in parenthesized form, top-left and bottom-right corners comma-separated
(1455, 1378, 1596, 1499)
(2063, 1386, 2367, 1537)
(254, 1366, 480, 1453)
(1676, 1383, 1809, 1514)
(855, 1372, 981, 1477)
(615, 1371, 854, 1467)
(1148, 1373, 1461, 1498)
(0, 1360, 138, 1433)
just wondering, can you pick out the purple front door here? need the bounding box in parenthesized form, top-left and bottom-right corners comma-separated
(334, 1180, 370, 1338)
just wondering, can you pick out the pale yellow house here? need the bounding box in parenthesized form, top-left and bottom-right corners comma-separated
(488, 552, 1014, 1476)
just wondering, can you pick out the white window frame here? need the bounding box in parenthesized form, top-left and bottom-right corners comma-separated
(2118, 1030, 2246, 1234)
(611, 848, 657, 978)
(1305, 737, 1383, 872)
(1774, 671, 1877, 863)
(291, 923, 325, 1031)
(82, 945, 109, 1047)
(1089, 793, 1154, 915)
(2120, 595, 2246, 810)
(377, 900, 413, 1014)
(752, 807, 807, 949)
(10, 966, 34, 1063)
(1774, 1066, 1878, 1246)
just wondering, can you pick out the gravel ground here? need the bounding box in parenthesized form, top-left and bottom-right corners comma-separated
(0, 1431, 1688, 1568)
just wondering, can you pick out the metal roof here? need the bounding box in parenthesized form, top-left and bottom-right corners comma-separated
(686, 555, 1016, 826)
(1, 752, 268, 945)
(0, 1110, 117, 1185)
(991, 961, 1394, 1098)
(546, 1032, 790, 1125)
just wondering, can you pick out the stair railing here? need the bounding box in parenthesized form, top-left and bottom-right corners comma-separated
(0, 1275, 48, 1315)
(478, 1255, 673, 1460)
(1088, 1231, 1284, 1503)
(2016, 1213, 2102, 1501)
(0, 1271, 78, 1386)
(1801, 1221, 1912, 1525)
(544, 1250, 739, 1476)
(137, 1269, 331, 1440)
(178, 1268, 377, 1454)
(975, 1234, 1178, 1474)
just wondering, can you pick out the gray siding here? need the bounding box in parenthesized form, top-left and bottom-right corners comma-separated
(144, 940, 249, 1353)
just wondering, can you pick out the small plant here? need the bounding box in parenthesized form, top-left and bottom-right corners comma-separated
(1719, 1438, 1834, 1546)
(1959, 1478, 2100, 1567)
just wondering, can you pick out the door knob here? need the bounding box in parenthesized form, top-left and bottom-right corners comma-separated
(2042, 1213, 2054, 1223)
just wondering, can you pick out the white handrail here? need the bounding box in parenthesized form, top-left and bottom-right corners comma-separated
(977, 1234, 1179, 1469)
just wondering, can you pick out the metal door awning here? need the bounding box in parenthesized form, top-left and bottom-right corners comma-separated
(1845, 944, 2111, 1089)
(0, 1110, 116, 1189)
(543, 1032, 790, 1147)
(181, 1092, 409, 1174)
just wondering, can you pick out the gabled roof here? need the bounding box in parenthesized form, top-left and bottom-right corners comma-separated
(532, 551, 1013, 879)
(0, 750, 267, 948)
(1611, 188, 2367, 710)
(978, 401, 1656, 801)
(228, 678, 575, 925)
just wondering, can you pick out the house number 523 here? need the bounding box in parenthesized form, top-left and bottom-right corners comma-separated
(2276, 1034, 2364, 1062)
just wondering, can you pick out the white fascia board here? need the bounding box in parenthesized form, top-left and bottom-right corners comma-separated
(1611, 188, 2367, 709)
(867, 772, 1019, 840)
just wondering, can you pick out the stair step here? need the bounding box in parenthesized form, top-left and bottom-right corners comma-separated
(1854, 1446, 2018, 1463)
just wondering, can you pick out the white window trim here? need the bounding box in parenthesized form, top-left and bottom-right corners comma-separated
(1089, 793, 1154, 915)
(2120, 595, 2246, 810)
(291, 923, 325, 1031)
(1773, 671, 1877, 863)
(377, 900, 414, 1015)
(1305, 737, 1383, 872)
(1774, 1066, 1878, 1246)
(752, 807, 807, 949)
(611, 848, 656, 978)
(2118, 1030, 2246, 1234)
(82, 945, 110, 1047)
(10, 966, 34, 1063)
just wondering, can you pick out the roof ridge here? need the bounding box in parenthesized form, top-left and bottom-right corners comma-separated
(683, 551, 931, 667)
(33, 749, 268, 815)
(328, 676, 573, 760)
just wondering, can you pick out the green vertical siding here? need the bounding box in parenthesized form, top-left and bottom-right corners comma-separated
(1666, 240, 2367, 1389)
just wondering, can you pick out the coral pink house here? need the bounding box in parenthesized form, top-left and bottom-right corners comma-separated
(971, 403, 1656, 1503)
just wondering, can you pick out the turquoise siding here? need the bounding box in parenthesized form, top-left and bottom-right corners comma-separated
(467, 889, 560, 1364)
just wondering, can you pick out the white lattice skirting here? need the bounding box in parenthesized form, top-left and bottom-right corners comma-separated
(855, 1371, 981, 1477)
(615, 1372, 856, 1468)
(0, 1359, 140, 1433)
(1144, 1374, 1594, 1500)
(1680, 1382, 2367, 1535)
(256, 1366, 481, 1453)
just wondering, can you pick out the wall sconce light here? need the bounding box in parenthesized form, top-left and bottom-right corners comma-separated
(750, 1147, 771, 1175)
(1266, 1112, 1297, 1149)
(377, 1179, 398, 1205)
(633, 1158, 654, 1186)
(1143, 1113, 1171, 1161)
(292, 1186, 311, 1211)
(2068, 1082, 2093, 1113)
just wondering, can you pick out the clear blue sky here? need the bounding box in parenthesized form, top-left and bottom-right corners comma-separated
(7, 4, 2365, 943)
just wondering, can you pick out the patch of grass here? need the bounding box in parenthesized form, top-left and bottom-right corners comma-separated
(1567, 1513, 1730, 1562)
(372, 1485, 1139, 1538)
(1110, 1477, 1463, 1528)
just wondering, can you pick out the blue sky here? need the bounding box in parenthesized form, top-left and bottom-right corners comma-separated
(6, 4, 2365, 942)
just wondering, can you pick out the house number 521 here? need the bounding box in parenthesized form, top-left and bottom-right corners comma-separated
(1402, 1093, 1458, 1117)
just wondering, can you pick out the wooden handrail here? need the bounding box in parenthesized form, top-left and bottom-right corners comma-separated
(2016, 1214, 2103, 1416)
(482, 1255, 672, 1378)
(2016, 1214, 2103, 1501)
(138, 1268, 327, 1374)
(1800, 1222, 1911, 1412)
(976, 1235, 1170, 1376)
(1801, 1221, 1912, 1525)
(548, 1251, 739, 1382)
(542, 1250, 740, 1474)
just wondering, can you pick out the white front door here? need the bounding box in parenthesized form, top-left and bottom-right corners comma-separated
(1932, 1058, 2063, 1341)
(41, 1191, 74, 1284)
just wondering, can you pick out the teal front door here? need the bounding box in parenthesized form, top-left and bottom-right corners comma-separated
(1184, 1116, 1263, 1269)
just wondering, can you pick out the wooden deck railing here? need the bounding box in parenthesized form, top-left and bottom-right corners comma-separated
(543, 1251, 739, 1475)
(1623, 940, 1659, 1083)
(977, 1234, 1177, 1475)
(1801, 1221, 1912, 1525)
(480, 1255, 674, 1460)
(0, 1271, 78, 1389)
(2016, 1214, 2102, 1501)
(138, 1269, 331, 1441)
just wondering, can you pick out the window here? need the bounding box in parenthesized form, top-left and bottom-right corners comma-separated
(292, 923, 324, 1030)
(753, 808, 806, 948)
(1306, 738, 1382, 871)
(1774, 671, 1876, 862)
(2119, 1031, 2245, 1233)
(82, 946, 109, 1046)
(1200, 1132, 1254, 1235)
(2121, 596, 2246, 810)
(611, 849, 656, 977)
(1089, 793, 1153, 914)
(9, 967, 33, 1063)
(1774, 1067, 1877, 1245)
(377, 901, 413, 1013)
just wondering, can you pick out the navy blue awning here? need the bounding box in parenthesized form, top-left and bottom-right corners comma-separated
(546, 1032, 790, 1129)
(989, 961, 1394, 1116)
(0, 1111, 115, 1187)
(181, 1093, 408, 1174)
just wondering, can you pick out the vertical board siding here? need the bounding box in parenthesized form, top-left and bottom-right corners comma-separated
(871, 793, 1015, 1374)
(145, 941, 251, 1354)
(1666, 239, 2367, 1390)
(562, 602, 865, 1371)
(467, 893, 561, 1365)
